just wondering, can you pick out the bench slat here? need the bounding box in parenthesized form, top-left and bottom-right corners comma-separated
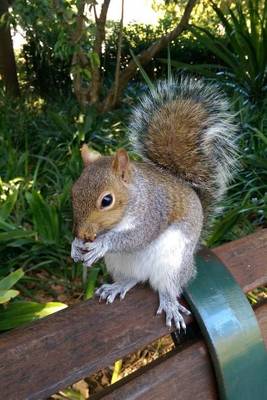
(0, 229, 266, 400)
(95, 303, 267, 400)
(213, 229, 267, 292)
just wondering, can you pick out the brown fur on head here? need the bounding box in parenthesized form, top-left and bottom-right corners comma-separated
(72, 145, 131, 242)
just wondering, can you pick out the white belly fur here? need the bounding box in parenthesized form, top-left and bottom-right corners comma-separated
(104, 224, 189, 294)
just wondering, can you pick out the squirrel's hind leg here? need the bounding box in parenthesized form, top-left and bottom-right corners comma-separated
(157, 291, 191, 331)
(95, 278, 138, 303)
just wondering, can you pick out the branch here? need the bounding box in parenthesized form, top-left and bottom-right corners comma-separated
(93, 4, 98, 22)
(112, 0, 124, 107)
(72, 0, 86, 44)
(101, 0, 198, 112)
(89, 0, 111, 104)
(93, 0, 110, 55)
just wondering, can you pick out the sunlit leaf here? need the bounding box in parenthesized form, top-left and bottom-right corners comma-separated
(0, 268, 24, 290)
(0, 289, 20, 304)
(0, 301, 68, 330)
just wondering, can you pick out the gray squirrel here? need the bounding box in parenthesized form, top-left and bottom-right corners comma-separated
(71, 77, 237, 330)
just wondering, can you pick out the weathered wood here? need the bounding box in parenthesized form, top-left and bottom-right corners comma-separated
(0, 229, 266, 400)
(96, 342, 217, 400)
(213, 229, 267, 292)
(0, 287, 174, 400)
(97, 303, 267, 400)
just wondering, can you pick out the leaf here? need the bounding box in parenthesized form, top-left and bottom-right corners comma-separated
(81, 68, 91, 81)
(130, 49, 155, 92)
(0, 228, 34, 243)
(188, 0, 267, 103)
(0, 289, 20, 304)
(84, 267, 100, 300)
(0, 188, 18, 221)
(111, 359, 123, 384)
(26, 190, 60, 242)
(59, 388, 85, 400)
(158, 58, 225, 79)
(0, 301, 67, 330)
(0, 268, 24, 290)
(89, 51, 100, 68)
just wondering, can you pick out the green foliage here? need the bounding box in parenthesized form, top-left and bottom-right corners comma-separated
(170, 0, 267, 105)
(10, 0, 72, 93)
(208, 96, 267, 246)
(10, 1, 222, 95)
(0, 268, 67, 330)
(104, 20, 220, 82)
(129, 49, 155, 91)
(58, 388, 85, 400)
(10, 0, 98, 94)
(26, 190, 61, 243)
(0, 269, 24, 304)
(0, 90, 130, 284)
(84, 267, 101, 300)
(153, 0, 220, 33)
(0, 301, 67, 330)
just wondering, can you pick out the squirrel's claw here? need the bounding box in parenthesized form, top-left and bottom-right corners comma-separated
(95, 279, 137, 303)
(157, 292, 190, 332)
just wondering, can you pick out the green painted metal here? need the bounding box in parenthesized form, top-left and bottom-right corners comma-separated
(184, 248, 267, 400)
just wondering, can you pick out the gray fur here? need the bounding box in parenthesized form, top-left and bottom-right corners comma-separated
(129, 76, 239, 221)
(72, 77, 238, 330)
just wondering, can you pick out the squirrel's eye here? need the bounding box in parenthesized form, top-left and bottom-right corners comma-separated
(101, 194, 113, 208)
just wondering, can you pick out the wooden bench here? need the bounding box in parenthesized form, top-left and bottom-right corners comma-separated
(0, 229, 266, 400)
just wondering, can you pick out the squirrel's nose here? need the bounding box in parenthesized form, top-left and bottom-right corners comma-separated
(84, 233, 96, 242)
(76, 229, 96, 242)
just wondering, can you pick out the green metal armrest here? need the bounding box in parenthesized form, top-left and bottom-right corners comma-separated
(184, 248, 267, 400)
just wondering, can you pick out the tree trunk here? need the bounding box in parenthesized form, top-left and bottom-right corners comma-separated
(0, 0, 20, 97)
(52, 0, 110, 108)
(112, 0, 124, 108)
(100, 0, 197, 112)
(89, 0, 110, 105)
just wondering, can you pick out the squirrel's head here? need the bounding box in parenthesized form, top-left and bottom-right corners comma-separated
(72, 144, 131, 242)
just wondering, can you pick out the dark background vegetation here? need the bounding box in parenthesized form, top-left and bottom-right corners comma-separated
(0, 2, 266, 391)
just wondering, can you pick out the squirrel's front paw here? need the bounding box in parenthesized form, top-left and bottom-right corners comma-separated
(82, 239, 108, 267)
(71, 238, 86, 262)
(157, 292, 191, 331)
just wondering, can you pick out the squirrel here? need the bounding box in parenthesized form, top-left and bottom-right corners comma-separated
(71, 77, 238, 330)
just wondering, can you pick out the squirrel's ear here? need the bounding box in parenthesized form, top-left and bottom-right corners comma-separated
(112, 149, 130, 182)
(81, 144, 101, 167)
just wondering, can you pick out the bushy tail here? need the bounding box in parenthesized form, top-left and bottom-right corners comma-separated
(129, 76, 238, 220)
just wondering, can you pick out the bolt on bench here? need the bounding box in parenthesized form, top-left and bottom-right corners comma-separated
(0, 229, 267, 400)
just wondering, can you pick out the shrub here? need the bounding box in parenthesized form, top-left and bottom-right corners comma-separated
(168, 0, 267, 105)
